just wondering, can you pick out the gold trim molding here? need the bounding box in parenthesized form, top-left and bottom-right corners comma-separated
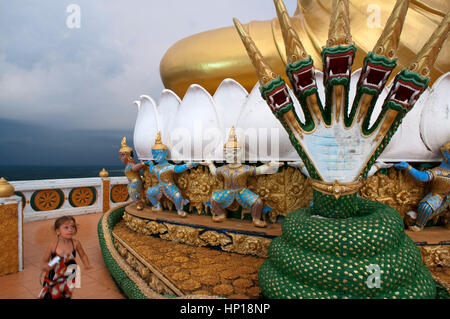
(123, 212, 272, 258)
(309, 179, 363, 199)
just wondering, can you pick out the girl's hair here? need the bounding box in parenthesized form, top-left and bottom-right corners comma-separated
(54, 216, 77, 233)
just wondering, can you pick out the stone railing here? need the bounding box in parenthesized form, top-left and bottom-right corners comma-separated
(0, 170, 131, 276)
(9, 174, 130, 223)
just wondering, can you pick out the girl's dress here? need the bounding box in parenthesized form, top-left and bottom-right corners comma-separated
(38, 239, 77, 299)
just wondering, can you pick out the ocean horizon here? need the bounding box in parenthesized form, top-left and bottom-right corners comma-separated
(0, 165, 126, 182)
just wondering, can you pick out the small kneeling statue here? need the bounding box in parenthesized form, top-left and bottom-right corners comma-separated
(202, 127, 281, 227)
(144, 132, 199, 217)
(394, 141, 450, 231)
(119, 137, 146, 210)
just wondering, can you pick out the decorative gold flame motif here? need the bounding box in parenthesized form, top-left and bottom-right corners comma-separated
(407, 11, 450, 78)
(326, 0, 353, 48)
(233, 18, 278, 86)
(274, 0, 308, 63)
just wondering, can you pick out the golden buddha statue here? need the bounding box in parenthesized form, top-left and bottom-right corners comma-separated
(160, 0, 449, 97)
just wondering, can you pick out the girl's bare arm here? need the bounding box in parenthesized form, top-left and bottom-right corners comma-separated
(75, 240, 92, 270)
(40, 245, 53, 271)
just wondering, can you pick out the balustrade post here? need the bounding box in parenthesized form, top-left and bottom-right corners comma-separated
(0, 178, 23, 276)
(99, 169, 110, 213)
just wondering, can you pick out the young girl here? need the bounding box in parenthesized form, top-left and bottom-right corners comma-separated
(38, 216, 92, 299)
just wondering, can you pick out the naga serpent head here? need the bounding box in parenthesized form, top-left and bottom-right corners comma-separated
(234, 0, 449, 185)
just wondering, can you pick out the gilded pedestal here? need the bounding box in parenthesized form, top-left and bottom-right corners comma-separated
(0, 196, 23, 276)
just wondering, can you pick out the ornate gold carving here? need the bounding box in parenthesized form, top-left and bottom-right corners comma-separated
(199, 231, 232, 247)
(114, 240, 177, 295)
(419, 245, 450, 268)
(360, 167, 427, 218)
(146, 221, 168, 235)
(160, 224, 206, 247)
(101, 205, 166, 299)
(174, 165, 223, 214)
(309, 179, 363, 199)
(123, 212, 151, 235)
(233, 18, 278, 86)
(222, 233, 271, 258)
(122, 212, 272, 258)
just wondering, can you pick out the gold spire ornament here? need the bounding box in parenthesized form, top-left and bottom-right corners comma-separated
(373, 0, 410, 59)
(99, 168, 109, 178)
(224, 126, 240, 149)
(233, 18, 279, 86)
(119, 137, 133, 154)
(152, 131, 169, 150)
(274, 0, 308, 63)
(326, 0, 353, 48)
(407, 11, 450, 78)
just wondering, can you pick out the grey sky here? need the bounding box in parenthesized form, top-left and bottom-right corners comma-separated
(0, 0, 297, 131)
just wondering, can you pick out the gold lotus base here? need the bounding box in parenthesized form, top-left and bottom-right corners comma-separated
(124, 203, 280, 258)
(118, 202, 450, 297)
(113, 219, 265, 298)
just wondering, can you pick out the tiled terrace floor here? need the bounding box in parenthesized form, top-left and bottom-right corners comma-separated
(1, 211, 448, 299)
(0, 212, 125, 299)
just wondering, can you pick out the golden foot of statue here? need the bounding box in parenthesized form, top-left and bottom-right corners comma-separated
(409, 225, 423, 232)
(252, 218, 267, 228)
(136, 201, 144, 210)
(212, 214, 226, 223)
(178, 210, 187, 218)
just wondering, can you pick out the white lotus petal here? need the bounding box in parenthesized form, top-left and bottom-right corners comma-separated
(420, 72, 450, 156)
(380, 86, 432, 162)
(213, 78, 248, 129)
(133, 95, 160, 160)
(157, 89, 181, 150)
(236, 82, 299, 162)
(169, 84, 222, 162)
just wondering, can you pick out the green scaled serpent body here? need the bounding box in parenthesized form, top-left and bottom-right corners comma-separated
(258, 192, 436, 299)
